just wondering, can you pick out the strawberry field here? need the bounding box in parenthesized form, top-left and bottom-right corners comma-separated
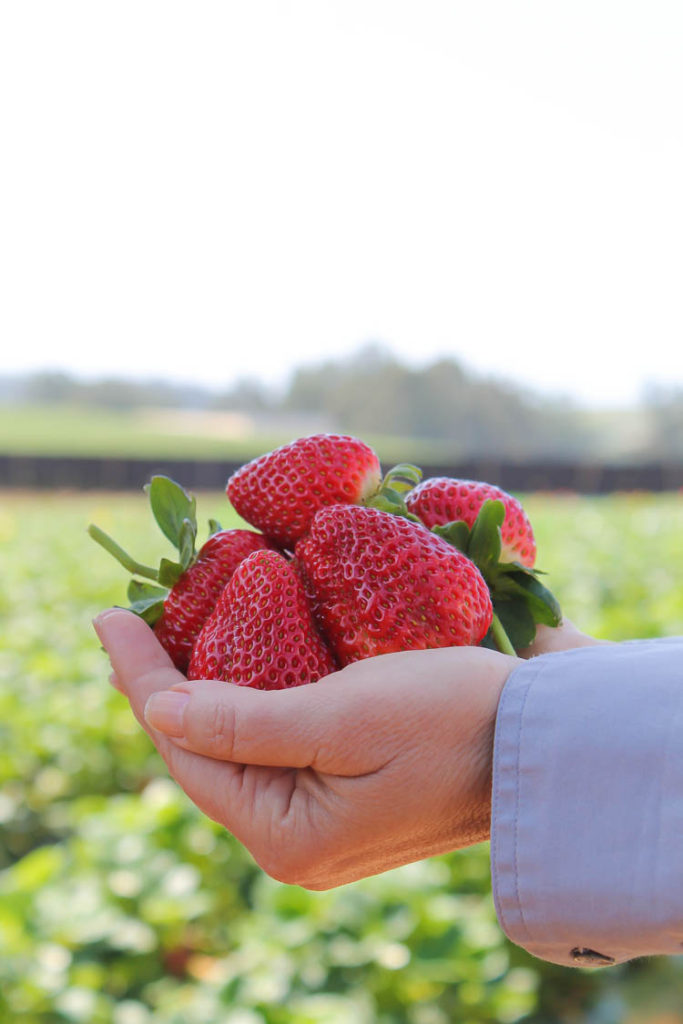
(2, 489, 683, 1024)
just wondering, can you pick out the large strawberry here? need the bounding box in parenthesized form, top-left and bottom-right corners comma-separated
(406, 479, 560, 653)
(89, 476, 272, 672)
(295, 504, 492, 665)
(188, 549, 337, 687)
(226, 434, 383, 548)
(406, 477, 536, 567)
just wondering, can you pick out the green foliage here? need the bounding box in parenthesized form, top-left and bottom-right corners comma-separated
(88, 477, 210, 626)
(2, 492, 683, 1022)
(144, 477, 197, 553)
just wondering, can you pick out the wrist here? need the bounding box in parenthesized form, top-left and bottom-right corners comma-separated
(453, 650, 519, 847)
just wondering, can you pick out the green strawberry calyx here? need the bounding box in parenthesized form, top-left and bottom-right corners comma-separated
(88, 475, 214, 626)
(432, 498, 562, 654)
(364, 463, 424, 521)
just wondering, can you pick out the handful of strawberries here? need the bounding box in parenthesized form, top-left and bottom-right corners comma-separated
(89, 434, 561, 688)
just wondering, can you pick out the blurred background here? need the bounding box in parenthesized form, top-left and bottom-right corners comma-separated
(2, 2, 683, 1021)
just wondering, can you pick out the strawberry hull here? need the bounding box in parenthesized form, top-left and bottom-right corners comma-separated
(406, 477, 537, 568)
(296, 505, 493, 665)
(88, 474, 278, 674)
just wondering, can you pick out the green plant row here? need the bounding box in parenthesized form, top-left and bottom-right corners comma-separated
(1, 492, 682, 1023)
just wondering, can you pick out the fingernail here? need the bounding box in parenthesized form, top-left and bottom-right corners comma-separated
(92, 608, 119, 639)
(144, 691, 190, 737)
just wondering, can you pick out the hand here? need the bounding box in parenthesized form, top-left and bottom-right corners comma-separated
(95, 609, 518, 890)
(518, 619, 604, 658)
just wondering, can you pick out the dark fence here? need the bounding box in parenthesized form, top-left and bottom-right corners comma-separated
(2, 454, 683, 493)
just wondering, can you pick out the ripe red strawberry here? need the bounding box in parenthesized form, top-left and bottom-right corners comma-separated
(404, 480, 561, 653)
(295, 505, 492, 665)
(226, 434, 382, 548)
(89, 475, 273, 672)
(152, 529, 273, 672)
(188, 549, 337, 687)
(406, 478, 536, 567)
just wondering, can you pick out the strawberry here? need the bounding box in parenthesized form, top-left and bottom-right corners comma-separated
(295, 504, 493, 665)
(151, 529, 273, 671)
(405, 481, 561, 653)
(406, 477, 536, 567)
(89, 476, 272, 672)
(226, 434, 383, 548)
(188, 549, 337, 687)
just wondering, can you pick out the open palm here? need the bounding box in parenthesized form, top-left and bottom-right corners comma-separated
(96, 609, 516, 889)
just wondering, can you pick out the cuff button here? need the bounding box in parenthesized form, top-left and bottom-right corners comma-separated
(570, 947, 615, 967)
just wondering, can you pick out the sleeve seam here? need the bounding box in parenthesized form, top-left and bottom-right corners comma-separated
(512, 663, 536, 946)
(492, 659, 541, 946)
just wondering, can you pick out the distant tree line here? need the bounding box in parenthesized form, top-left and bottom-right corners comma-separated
(0, 371, 211, 410)
(280, 347, 590, 459)
(2, 346, 682, 460)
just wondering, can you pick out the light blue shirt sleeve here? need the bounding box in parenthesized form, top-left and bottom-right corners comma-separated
(490, 638, 683, 968)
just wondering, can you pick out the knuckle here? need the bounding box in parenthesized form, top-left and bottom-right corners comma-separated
(203, 698, 238, 759)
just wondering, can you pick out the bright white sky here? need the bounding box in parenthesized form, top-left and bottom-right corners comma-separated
(1, 1, 682, 406)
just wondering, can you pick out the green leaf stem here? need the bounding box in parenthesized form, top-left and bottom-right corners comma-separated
(87, 525, 159, 582)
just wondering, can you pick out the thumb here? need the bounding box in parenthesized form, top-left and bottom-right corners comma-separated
(144, 672, 388, 775)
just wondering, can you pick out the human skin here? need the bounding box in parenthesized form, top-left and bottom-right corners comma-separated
(95, 610, 600, 890)
(518, 620, 603, 658)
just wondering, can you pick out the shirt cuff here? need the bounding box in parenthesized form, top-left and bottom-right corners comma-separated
(491, 638, 683, 968)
